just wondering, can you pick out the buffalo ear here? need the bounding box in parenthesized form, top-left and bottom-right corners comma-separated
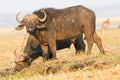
(36, 24, 46, 29)
(15, 25, 24, 30)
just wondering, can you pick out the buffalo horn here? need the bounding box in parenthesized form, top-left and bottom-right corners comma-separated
(39, 10, 47, 22)
(16, 12, 21, 23)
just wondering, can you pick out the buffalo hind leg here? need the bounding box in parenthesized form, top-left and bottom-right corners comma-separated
(93, 32, 105, 54)
(84, 32, 94, 55)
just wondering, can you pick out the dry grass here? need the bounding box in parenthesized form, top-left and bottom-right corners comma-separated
(0, 28, 120, 80)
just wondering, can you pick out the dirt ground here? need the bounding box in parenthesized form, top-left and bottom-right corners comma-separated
(0, 28, 120, 80)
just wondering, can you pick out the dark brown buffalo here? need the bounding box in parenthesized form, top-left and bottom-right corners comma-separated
(14, 35, 85, 71)
(15, 5, 105, 61)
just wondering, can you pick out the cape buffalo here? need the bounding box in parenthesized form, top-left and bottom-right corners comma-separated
(14, 35, 85, 71)
(15, 5, 105, 61)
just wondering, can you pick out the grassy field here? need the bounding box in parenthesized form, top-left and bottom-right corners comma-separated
(0, 28, 120, 80)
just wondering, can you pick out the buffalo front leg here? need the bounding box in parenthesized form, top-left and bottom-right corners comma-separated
(74, 35, 85, 54)
(49, 42, 57, 60)
(41, 44, 49, 61)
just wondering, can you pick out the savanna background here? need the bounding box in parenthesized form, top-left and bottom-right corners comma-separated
(0, 0, 120, 80)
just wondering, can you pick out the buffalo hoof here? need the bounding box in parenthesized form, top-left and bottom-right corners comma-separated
(51, 57, 57, 60)
(43, 59, 48, 62)
(102, 50, 105, 55)
(75, 50, 85, 55)
(43, 57, 57, 62)
(86, 53, 91, 55)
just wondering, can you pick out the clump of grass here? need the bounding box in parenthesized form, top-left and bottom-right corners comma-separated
(17, 55, 97, 77)
(1, 53, 120, 80)
(115, 56, 120, 61)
